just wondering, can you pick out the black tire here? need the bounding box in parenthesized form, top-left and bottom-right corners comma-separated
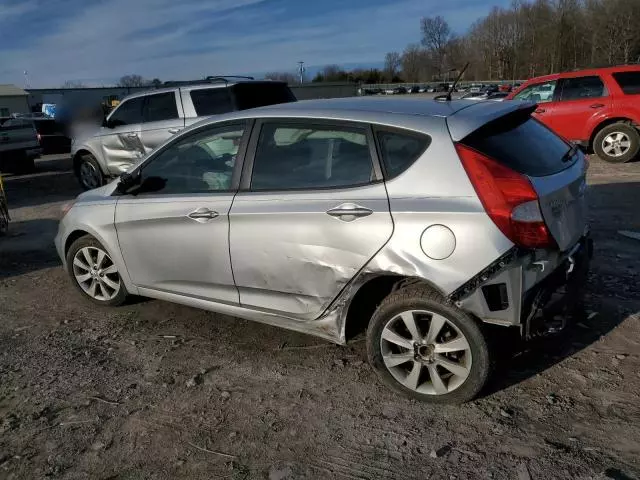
(366, 284, 490, 404)
(76, 153, 104, 190)
(593, 122, 640, 163)
(66, 235, 128, 306)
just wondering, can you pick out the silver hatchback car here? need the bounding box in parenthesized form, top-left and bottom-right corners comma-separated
(55, 98, 591, 403)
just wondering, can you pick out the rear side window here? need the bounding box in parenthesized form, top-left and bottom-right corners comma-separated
(462, 112, 571, 177)
(144, 92, 178, 122)
(109, 97, 144, 127)
(189, 88, 234, 116)
(612, 71, 640, 95)
(559, 76, 606, 101)
(232, 83, 296, 110)
(376, 129, 430, 179)
(251, 123, 373, 190)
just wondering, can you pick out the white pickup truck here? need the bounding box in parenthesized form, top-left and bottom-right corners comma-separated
(0, 118, 41, 173)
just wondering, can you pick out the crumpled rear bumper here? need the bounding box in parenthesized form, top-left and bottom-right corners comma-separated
(454, 233, 592, 337)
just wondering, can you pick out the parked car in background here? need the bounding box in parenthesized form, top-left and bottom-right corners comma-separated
(461, 92, 508, 101)
(71, 78, 296, 190)
(0, 118, 41, 173)
(4, 118, 71, 155)
(393, 86, 408, 95)
(408, 86, 420, 94)
(56, 97, 590, 404)
(508, 65, 640, 163)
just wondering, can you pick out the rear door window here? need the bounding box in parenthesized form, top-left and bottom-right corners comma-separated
(462, 112, 572, 177)
(144, 92, 178, 122)
(189, 88, 234, 116)
(232, 83, 296, 110)
(612, 71, 640, 95)
(375, 129, 430, 179)
(559, 76, 606, 101)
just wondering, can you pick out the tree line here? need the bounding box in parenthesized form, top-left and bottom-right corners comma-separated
(270, 0, 640, 84)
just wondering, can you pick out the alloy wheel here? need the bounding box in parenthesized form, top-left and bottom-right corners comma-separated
(602, 132, 631, 158)
(79, 161, 100, 189)
(72, 246, 120, 301)
(380, 310, 472, 395)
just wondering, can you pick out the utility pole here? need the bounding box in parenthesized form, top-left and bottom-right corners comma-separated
(297, 61, 305, 84)
(23, 70, 30, 89)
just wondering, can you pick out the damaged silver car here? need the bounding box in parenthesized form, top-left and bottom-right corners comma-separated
(55, 97, 591, 403)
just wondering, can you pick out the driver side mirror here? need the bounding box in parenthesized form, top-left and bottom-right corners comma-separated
(102, 117, 113, 129)
(116, 171, 166, 195)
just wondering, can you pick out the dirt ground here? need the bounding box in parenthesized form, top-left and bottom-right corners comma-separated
(1, 154, 639, 480)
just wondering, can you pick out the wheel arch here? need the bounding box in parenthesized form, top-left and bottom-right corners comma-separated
(73, 148, 105, 175)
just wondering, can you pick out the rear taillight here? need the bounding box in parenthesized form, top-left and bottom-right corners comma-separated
(36, 133, 41, 144)
(455, 143, 555, 249)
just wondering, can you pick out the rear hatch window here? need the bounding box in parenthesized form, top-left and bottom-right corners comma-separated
(461, 110, 573, 177)
(232, 82, 296, 110)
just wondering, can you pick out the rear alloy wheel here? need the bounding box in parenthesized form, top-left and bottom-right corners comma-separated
(66, 236, 127, 306)
(367, 285, 490, 403)
(593, 123, 640, 164)
(77, 154, 104, 190)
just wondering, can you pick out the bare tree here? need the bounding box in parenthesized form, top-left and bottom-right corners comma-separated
(62, 80, 86, 88)
(401, 45, 428, 82)
(384, 52, 401, 81)
(117, 75, 148, 87)
(420, 16, 451, 75)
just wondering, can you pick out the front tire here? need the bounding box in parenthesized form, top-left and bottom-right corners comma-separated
(76, 153, 104, 190)
(66, 236, 128, 306)
(366, 285, 490, 404)
(593, 123, 640, 163)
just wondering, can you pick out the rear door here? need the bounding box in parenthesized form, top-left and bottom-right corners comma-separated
(140, 91, 185, 154)
(461, 111, 587, 251)
(100, 96, 144, 174)
(550, 75, 612, 142)
(229, 119, 393, 320)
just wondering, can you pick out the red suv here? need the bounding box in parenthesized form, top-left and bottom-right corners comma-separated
(507, 65, 640, 163)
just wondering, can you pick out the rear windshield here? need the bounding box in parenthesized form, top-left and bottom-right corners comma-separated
(232, 83, 296, 110)
(462, 111, 572, 177)
(612, 71, 640, 95)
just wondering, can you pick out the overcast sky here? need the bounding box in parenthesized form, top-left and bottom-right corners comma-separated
(0, 0, 510, 88)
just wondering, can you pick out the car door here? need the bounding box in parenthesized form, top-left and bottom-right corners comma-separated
(229, 119, 393, 320)
(550, 75, 612, 142)
(114, 121, 250, 304)
(511, 80, 559, 130)
(140, 91, 185, 154)
(100, 96, 144, 175)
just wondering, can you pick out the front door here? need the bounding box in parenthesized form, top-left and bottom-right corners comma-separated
(230, 120, 393, 320)
(549, 75, 612, 142)
(100, 96, 145, 175)
(140, 91, 185, 154)
(115, 122, 249, 304)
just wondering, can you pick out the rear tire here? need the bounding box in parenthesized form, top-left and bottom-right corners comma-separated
(593, 123, 640, 163)
(76, 153, 104, 190)
(366, 285, 490, 404)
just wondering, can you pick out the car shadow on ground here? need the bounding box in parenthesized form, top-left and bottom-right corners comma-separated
(0, 219, 61, 279)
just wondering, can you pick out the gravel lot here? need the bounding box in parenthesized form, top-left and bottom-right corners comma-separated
(1, 154, 639, 480)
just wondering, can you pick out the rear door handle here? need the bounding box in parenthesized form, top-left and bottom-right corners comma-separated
(326, 203, 373, 222)
(590, 103, 605, 109)
(535, 108, 546, 114)
(187, 208, 219, 222)
(168, 128, 182, 134)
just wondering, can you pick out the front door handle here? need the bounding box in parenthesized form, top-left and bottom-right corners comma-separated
(590, 103, 605, 109)
(168, 128, 182, 134)
(187, 208, 219, 222)
(535, 108, 546, 114)
(326, 203, 373, 222)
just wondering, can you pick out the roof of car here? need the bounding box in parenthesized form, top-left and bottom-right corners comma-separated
(121, 79, 287, 101)
(521, 64, 640, 85)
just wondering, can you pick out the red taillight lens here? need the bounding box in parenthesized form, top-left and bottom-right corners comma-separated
(36, 133, 42, 144)
(455, 143, 554, 249)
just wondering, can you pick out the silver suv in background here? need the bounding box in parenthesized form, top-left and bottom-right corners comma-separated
(72, 78, 296, 190)
(56, 98, 591, 403)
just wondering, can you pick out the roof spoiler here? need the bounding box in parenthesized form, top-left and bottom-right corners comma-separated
(447, 101, 537, 141)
